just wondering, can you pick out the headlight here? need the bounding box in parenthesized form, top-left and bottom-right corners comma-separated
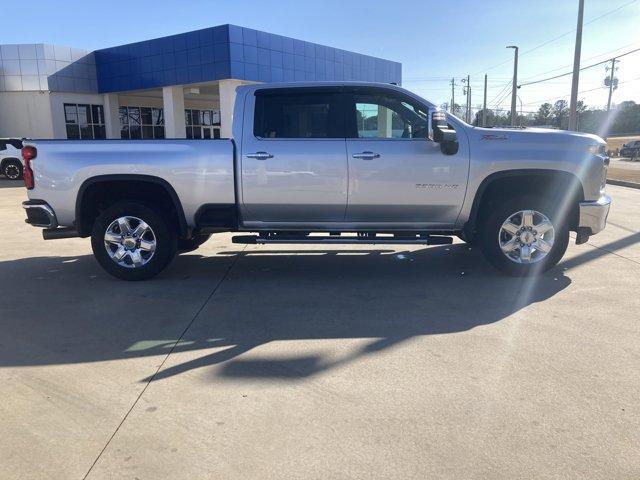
(587, 145, 606, 155)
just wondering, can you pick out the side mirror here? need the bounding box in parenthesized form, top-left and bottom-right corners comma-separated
(431, 110, 458, 155)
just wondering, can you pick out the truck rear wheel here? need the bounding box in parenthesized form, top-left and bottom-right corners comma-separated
(91, 202, 177, 281)
(480, 195, 569, 276)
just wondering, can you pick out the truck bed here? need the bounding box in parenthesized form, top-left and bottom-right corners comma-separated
(25, 139, 235, 227)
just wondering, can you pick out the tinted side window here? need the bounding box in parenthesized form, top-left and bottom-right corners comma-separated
(0, 142, 6, 151)
(254, 90, 344, 139)
(347, 90, 429, 139)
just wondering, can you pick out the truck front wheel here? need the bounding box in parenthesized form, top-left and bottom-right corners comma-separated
(480, 196, 570, 276)
(91, 202, 177, 281)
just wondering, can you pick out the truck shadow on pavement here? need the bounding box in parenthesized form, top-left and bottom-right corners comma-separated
(0, 179, 23, 189)
(0, 242, 589, 382)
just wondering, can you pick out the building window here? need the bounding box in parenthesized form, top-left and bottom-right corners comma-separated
(185, 109, 221, 139)
(64, 103, 106, 139)
(119, 106, 165, 139)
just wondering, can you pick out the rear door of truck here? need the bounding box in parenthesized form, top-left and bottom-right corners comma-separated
(240, 86, 348, 224)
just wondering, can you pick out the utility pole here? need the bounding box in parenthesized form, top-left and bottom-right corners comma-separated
(606, 58, 618, 111)
(568, 0, 585, 131)
(507, 45, 519, 126)
(450, 78, 455, 114)
(461, 75, 470, 122)
(466, 74, 471, 123)
(482, 74, 488, 127)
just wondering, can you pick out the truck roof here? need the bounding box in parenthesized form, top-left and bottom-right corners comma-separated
(235, 81, 436, 108)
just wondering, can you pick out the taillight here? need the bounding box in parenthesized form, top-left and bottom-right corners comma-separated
(22, 146, 37, 190)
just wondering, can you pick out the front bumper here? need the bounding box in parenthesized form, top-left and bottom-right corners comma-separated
(578, 194, 611, 235)
(22, 200, 58, 228)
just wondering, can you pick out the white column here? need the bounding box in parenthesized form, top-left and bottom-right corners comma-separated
(377, 106, 392, 138)
(218, 79, 244, 139)
(162, 86, 186, 139)
(103, 93, 120, 139)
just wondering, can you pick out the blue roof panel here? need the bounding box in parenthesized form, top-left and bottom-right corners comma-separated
(92, 24, 401, 93)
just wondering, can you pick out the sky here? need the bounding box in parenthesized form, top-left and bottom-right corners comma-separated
(2, 0, 639, 114)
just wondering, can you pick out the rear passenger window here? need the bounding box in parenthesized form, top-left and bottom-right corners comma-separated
(254, 90, 344, 139)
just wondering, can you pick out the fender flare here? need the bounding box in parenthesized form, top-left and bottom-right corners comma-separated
(464, 169, 584, 239)
(75, 174, 188, 237)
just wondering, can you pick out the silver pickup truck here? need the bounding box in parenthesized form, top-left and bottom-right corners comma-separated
(21, 82, 611, 280)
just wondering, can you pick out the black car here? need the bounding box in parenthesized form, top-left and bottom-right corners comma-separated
(620, 140, 640, 158)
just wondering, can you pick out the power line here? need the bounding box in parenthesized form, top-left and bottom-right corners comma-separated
(489, 80, 516, 109)
(471, 0, 638, 76)
(487, 81, 512, 106)
(518, 47, 640, 87)
(493, 88, 515, 109)
(519, 0, 637, 58)
(521, 76, 640, 106)
(519, 41, 640, 83)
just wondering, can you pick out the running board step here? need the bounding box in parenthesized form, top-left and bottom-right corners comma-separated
(232, 235, 453, 245)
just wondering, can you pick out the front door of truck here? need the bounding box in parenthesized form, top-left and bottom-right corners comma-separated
(344, 87, 468, 226)
(241, 87, 348, 224)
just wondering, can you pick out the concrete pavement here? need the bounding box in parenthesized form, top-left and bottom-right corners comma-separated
(0, 180, 638, 479)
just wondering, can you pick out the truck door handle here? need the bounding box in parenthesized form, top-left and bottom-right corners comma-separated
(352, 151, 380, 160)
(246, 151, 273, 160)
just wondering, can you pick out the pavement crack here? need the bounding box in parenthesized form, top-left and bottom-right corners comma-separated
(81, 247, 246, 480)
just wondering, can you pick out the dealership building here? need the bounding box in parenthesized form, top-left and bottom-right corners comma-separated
(0, 25, 402, 141)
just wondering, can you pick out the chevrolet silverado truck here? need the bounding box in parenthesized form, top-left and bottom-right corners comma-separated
(21, 82, 611, 280)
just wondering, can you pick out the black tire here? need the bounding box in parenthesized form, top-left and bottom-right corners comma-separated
(480, 195, 570, 276)
(91, 202, 177, 281)
(2, 159, 23, 180)
(177, 233, 212, 253)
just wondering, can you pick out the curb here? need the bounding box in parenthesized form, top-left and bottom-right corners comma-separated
(607, 178, 640, 189)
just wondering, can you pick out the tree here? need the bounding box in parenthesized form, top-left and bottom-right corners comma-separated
(576, 100, 587, 114)
(472, 108, 509, 127)
(610, 101, 640, 134)
(441, 102, 465, 119)
(552, 100, 569, 129)
(534, 103, 553, 125)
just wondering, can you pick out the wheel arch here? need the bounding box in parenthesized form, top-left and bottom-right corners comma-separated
(75, 174, 188, 238)
(1, 157, 22, 169)
(463, 169, 584, 242)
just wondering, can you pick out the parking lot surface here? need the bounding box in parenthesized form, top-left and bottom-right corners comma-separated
(1, 179, 638, 479)
(608, 157, 640, 184)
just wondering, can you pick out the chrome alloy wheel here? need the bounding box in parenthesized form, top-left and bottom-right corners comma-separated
(4, 163, 21, 180)
(104, 216, 156, 268)
(498, 209, 555, 264)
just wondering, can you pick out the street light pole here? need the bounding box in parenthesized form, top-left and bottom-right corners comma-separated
(517, 95, 523, 121)
(568, 0, 585, 131)
(507, 45, 518, 126)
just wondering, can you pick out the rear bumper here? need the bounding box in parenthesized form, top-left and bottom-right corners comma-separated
(22, 200, 58, 228)
(578, 194, 611, 235)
